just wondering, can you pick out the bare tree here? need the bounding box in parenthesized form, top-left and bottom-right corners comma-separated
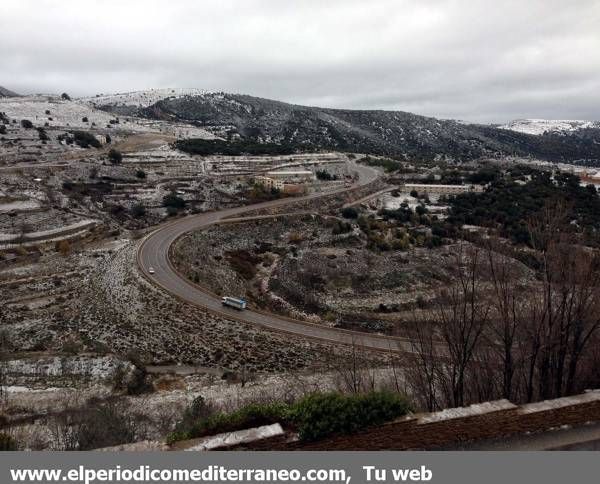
(327, 339, 378, 394)
(484, 238, 526, 400)
(522, 202, 600, 400)
(435, 244, 490, 407)
(406, 318, 441, 411)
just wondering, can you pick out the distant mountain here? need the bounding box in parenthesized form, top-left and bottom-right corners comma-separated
(95, 91, 600, 164)
(500, 119, 600, 136)
(0, 86, 19, 97)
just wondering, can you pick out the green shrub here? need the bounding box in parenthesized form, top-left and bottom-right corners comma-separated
(331, 220, 352, 235)
(72, 131, 101, 148)
(108, 149, 122, 163)
(162, 193, 186, 209)
(130, 203, 146, 218)
(289, 391, 410, 441)
(37, 127, 49, 141)
(341, 207, 358, 219)
(0, 433, 18, 451)
(175, 402, 288, 442)
(316, 170, 336, 181)
(20, 119, 33, 129)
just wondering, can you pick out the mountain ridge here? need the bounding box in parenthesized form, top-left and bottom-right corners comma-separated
(130, 92, 600, 164)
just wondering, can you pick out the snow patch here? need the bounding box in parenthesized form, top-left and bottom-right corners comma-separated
(184, 423, 284, 451)
(499, 119, 599, 135)
(80, 88, 211, 108)
(418, 400, 516, 423)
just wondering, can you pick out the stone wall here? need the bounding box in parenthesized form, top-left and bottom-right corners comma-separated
(238, 390, 600, 450)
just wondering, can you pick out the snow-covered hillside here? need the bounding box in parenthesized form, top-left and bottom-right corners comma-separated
(0, 95, 131, 129)
(80, 88, 211, 108)
(500, 119, 599, 135)
(0, 94, 216, 138)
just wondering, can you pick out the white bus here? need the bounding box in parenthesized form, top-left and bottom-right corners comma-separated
(221, 296, 247, 310)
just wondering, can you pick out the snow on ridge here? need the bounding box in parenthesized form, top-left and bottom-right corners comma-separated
(499, 118, 599, 135)
(79, 88, 213, 108)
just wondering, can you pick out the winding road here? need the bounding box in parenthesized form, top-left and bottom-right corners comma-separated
(137, 161, 415, 353)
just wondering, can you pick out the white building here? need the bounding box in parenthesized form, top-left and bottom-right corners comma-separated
(403, 183, 484, 195)
(265, 170, 314, 181)
(254, 176, 284, 190)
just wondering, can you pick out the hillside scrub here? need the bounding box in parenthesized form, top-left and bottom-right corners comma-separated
(143, 92, 600, 163)
(448, 171, 600, 245)
(290, 391, 411, 441)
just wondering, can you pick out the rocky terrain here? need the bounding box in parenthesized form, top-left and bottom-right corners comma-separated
(172, 203, 534, 336)
(2, 89, 399, 449)
(2, 86, 599, 450)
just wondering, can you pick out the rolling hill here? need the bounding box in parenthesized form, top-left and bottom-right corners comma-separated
(94, 91, 600, 164)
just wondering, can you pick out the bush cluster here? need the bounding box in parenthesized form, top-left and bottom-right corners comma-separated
(448, 170, 600, 245)
(71, 131, 101, 148)
(163, 193, 186, 210)
(168, 402, 287, 444)
(168, 391, 411, 444)
(316, 170, 337, 181)
(108, 149, 122, 164)
(174, 138, 298, 156)
(290, 391, 411, 441)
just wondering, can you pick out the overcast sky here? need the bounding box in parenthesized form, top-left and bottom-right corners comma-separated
(2, 0, 599, 122)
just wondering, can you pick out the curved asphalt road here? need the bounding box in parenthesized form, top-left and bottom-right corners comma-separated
(138, 161, 415, 353)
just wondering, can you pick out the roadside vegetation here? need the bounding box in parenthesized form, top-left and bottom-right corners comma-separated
(168, 390, 411, 444)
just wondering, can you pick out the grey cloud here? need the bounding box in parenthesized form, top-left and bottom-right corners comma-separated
(1, 0, 599, 122)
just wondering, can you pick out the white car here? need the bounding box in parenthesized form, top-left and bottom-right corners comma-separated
(148, 267, 155, 274)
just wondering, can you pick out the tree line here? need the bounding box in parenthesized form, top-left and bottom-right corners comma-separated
(406, 203, 600, 410)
